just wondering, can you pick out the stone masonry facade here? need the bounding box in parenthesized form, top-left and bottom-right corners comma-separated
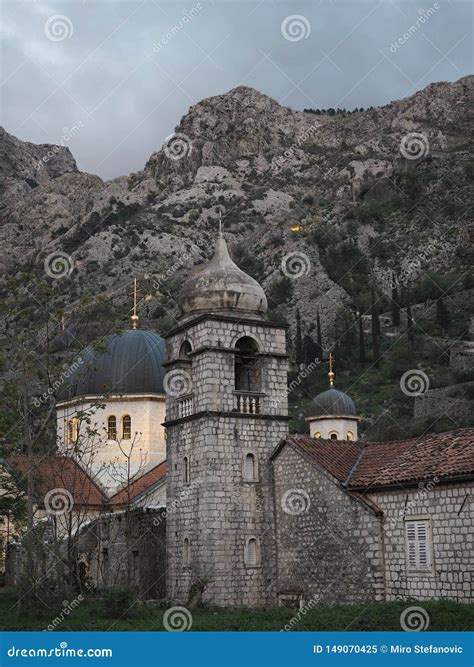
(368, 482, 473, 602)
(165, 314, 289, 607)
(273, 445, 385, 605)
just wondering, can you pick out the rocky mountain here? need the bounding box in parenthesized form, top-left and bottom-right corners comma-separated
(1, 76, 473, 438)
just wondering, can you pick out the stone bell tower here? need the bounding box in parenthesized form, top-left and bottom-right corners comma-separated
(164, 231, 288, 607)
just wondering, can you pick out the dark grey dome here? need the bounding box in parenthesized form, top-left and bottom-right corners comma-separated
(179, 233, 267, 318)
(58, 330, 167, 401)
(306, 388, 357, 417)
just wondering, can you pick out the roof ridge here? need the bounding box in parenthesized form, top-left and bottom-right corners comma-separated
(342, 446, 365, 487)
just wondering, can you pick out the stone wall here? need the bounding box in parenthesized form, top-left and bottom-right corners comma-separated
(6, 508, 167, 600)
(77, 508, 167, 599)
(367, 482, 473, 602)
(272, 444, 385, 605)
(166, 314, 289, 608)
(414, 382, 473, 422)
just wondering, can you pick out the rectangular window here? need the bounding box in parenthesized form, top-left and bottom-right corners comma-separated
(405, 519, 432, 572)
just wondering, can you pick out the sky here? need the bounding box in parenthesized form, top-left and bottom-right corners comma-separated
(1, 0, 472, 180)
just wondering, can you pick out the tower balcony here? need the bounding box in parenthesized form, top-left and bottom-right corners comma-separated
(233, 391, 264, 415)
(177, 395, 194, 418)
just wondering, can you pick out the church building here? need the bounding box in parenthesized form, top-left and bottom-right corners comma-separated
(4, 232, 473, 606)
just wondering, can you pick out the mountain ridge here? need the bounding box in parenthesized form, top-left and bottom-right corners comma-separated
(0, 75, 472, 337)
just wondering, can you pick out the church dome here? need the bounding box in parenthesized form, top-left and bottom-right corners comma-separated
(57, 329, 167, 401)
(179, 233, 267, 318)
(306, 387, 357, 418)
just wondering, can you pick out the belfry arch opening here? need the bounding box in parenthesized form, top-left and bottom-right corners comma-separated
(179, 340, 192, 359)
(234, 337, 261, 392)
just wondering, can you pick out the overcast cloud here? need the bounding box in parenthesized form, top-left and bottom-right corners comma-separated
(1, 0, 471, 179)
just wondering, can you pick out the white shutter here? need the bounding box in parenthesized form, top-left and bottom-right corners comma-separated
(406, 521, 417, 569)
(246, 539, 257, 566)
(244, 454, 255, 481)
(417, 522, 429, 568)
(405, 520, 431, 571)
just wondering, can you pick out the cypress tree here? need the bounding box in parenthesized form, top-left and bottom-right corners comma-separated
(371, 288, 380, 366)
(391, 284, 400, 327)
(405, 289, 415, 345)
(358, 311, 366, 367)
(436, 297, 451, 333)
(295, 308, 303, 367)
(316, 310, 323, 352)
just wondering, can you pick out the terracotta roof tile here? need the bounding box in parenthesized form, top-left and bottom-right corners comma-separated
(281, 428, 474, 490)
(5, 455, 107, 507)
(109, 461, 167, 505)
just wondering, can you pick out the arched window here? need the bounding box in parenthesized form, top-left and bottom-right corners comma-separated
(243, 453, 257, 482)
(66, 418, 79, 444)
(245, 538, 260, 567)
(329, 431, 338, 440)
(179, 340, 192, 359)
(234, 337, 260, 392)
(183, 538, 191, 567)
(183, 456, 190, 484)
(122, 415, 131, 440)
(107, 416, 117, 440)
(66, 419, 73, 444)
(347, 431, 353, 441)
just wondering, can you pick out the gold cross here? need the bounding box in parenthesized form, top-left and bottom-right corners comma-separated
(130, 278, 139, 330)
(328, 352, 335, 387)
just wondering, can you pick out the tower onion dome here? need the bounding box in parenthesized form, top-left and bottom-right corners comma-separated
(57, 330, 167, 401)
(305, 387, 357, 418)
(179, 233, 268, 318)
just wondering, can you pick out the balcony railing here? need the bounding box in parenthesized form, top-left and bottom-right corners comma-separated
(234, 392, 262, 414)
(178, 396, 194, 418)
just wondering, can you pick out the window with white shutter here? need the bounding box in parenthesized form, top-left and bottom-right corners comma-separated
(245, 538, 259, 567)
(243, 453, 257, 481)
(405, 519, 432, 572)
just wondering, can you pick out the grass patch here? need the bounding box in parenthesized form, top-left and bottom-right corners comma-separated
(0, 589, 471, 631)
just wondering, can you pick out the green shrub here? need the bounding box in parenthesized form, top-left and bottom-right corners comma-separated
(103, 588, 135, 619)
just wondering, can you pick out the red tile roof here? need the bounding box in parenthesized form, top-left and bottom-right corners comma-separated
(275, 428, 474, 490)
(109, 461, 167, 505)
(5, 454, 107, 507)
(4, 456, 167, 507)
